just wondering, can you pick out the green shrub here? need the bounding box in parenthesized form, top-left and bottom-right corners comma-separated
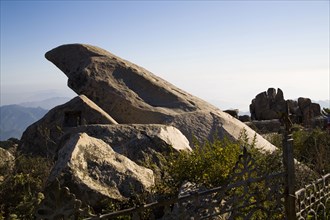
(164, 136, 242, 189)
(157, 130, 281, 191)
(264, 127, 330, 175)
(263, 127, 330, 190)
(154, 131, 286, 219)
(0, 154, 53, 219)
(292, 128, 330, 174)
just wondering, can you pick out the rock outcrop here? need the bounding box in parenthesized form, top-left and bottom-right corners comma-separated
(20, 95, 117, 157)
(48, 133, 155, 206)
(297, 97, 322, 126)
(250, 88, 323, 128)
(250, 88, 286, 121)
(45, 44, 277, 152)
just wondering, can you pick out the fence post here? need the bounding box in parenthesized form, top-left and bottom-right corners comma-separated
(283, 133, 296, 219)
(282, 100, 296, 220)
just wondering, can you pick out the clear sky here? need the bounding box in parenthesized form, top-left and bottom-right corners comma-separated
(1, 0, 329, 111)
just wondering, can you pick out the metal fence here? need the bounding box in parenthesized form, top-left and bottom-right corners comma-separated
(295, 173, 330, 220)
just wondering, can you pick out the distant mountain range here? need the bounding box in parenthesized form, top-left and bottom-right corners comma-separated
(19, 97, 71, 109)
(0, 105, 48, 141)
(0, 97, 70, 141)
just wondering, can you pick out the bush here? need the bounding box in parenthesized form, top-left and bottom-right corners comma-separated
(157, 130, 283, 192)
(0, 154, 53, 219)
(164, 136, 242, 189)
(292, 128, 330, 174)
(263, 127, 330, 191)
(153, 131, 286, 219)
(266, 127, 330, 175)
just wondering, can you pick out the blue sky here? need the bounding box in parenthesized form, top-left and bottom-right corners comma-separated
(1, 1, 329, 110)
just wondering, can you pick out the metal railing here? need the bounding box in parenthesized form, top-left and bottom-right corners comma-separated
(295, 173, 330, 220)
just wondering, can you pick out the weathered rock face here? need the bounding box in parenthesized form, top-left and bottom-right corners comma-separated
(48, 132, 154, 206)
(20, 95, 118, 157)
(250, 88, 286, 120)
(45, 44, 277, 152)
(250, 88, 323, 128)
(59, 124, 191, 172)
(298, 98, 322, 126)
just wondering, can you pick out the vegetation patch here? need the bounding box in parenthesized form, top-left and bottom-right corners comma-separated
(0, 154, 53, 219)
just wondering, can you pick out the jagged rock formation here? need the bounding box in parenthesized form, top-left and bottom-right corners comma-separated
(250, 88, 286, 121)
(20, 95, 117, 157)
(297, 97, 322, 126)
(48, 133, 154, 205)
(250, 88, 323, 128)
(44, 44, 277, 152)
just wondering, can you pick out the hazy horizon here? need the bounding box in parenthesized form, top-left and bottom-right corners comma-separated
(1, 1, 329, 111)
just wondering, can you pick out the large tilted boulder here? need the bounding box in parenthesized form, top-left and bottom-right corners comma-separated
(20, 95, 117, 157)
(45, 44, 277, 152)
(48, 132, 155, 206)
(45, 44, 212, 124)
